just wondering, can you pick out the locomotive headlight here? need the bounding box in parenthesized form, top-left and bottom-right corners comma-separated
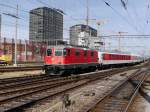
(51, 58, 54, 62)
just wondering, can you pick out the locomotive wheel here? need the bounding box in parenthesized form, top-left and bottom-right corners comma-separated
(45, 70, 50, 75)
(50, 70, 65, 76)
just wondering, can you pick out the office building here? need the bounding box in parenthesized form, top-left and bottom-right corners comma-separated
(29, 7, 63, 43)
(70, 24, 97, 46)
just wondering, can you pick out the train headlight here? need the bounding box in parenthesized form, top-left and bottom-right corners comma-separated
(51, 58, 54, 62)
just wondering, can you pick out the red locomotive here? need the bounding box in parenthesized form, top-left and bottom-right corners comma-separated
(43, 46, 99, 75)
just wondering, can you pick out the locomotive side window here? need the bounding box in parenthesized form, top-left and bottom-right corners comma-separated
(63, 49, 67, 56)
(76, 49, 80, 56)
(55, 50, 63, 56)
(84, 50, 87, 56)
(91, 51, 94, 56)
(47, 49, 52, 56)
(67, 49, 71, 56)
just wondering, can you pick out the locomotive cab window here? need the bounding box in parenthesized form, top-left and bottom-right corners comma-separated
(47, 49, 52, 56)
(63, 49, 67, 56)
(91, 51, 94, 56)
(55, 50, 63, 56)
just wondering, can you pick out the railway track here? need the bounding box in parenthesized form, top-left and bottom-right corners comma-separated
(0, 62, 148, 111)
(81, 68, 150, 112)
(0, 65, 42, 72)
(0, 66, 141, 112)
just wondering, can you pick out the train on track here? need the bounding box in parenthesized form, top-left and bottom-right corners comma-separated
(0, 50, 12, 65)
(43, 45, 143, 75)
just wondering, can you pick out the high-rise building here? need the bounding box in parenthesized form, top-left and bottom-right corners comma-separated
(70, 24, 97, 46)
(29, 7, 63, 43)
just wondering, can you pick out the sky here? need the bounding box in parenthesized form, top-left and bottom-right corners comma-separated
(0, 0, 150, 56)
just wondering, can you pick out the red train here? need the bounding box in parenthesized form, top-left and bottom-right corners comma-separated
(44, 46, 99, 75)
(43, 46, 143, 75)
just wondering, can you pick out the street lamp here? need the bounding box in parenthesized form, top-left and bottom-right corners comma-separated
(2, 5, 19, 66)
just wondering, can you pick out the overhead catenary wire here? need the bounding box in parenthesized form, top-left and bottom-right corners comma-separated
(34, 0, 84, 22)
(1, 2, 150, 38)
(35, 0, 50, 7)
(120, 0, 144, 34)
(130, 0, 146, 34)
(1, 2, 150, 36)
(103, 0, 141, 33)
(144, 0, 150, 24)
(101, 0, 143, 34)
(0, 3, 81, 23)
(119, 0, 150, 51)
(142, 0, 150, 34)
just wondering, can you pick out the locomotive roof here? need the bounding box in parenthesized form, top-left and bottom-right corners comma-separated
(47, 45, 96, 50)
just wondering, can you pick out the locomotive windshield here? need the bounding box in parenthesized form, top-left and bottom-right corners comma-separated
(55, 50, 63, 56)
(55, 49, 67, 56)
(47, 49, 52, 56)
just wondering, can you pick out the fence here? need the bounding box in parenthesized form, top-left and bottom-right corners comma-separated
(0, 37, 48, 63)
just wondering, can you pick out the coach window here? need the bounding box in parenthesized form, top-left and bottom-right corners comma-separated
(103, 54, 105, 60)
(55, 50, 63, 56)
(110, 54, 112, 59)
(47, 49, 52, 56)
(110, 55, 112, 59)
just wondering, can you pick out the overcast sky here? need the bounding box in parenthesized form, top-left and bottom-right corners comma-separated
(0, 0, 150, 55)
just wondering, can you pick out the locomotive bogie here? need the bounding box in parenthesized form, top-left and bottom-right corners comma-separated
(43, 63, 98, 75)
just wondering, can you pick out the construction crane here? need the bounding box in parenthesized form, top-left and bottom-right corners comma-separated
(91, 20, 108, 36)
(90, 19, 108, 44)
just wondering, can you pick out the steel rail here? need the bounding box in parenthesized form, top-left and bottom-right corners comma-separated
(79, 69, 147, 112)
(0, 65, 42, 72)
(123, 72, 149, 112)
(0, 62, 148, 111)
(0, 66, 132, 111)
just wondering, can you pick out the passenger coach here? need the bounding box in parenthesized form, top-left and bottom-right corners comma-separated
(98, 52, 142, 68)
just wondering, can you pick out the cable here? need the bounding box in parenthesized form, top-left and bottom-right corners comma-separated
(101, 0, 143, 34)
(0, 3, 77, 23)
(0, 1, 97, 29)
(131, 1, 146, 34)
(143, 0, 150, 34)
(35, 0, 50, 6)
(120, 0, 144, 34)
(102, 35, 150, 38)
